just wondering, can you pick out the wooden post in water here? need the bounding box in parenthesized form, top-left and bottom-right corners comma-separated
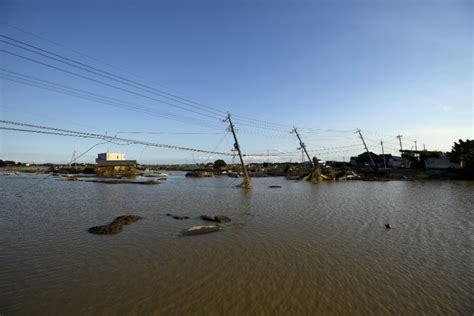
(226, 112, 251, 189)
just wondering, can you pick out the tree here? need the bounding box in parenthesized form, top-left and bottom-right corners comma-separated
(213, 159, 227, 170)
(447, 139, 474, 163)
(448, 139, 474, 178)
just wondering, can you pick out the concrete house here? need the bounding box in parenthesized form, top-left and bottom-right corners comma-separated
(95, 152, 138, 175)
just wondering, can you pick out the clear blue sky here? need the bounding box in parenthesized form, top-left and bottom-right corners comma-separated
(1, 0, 472, 164)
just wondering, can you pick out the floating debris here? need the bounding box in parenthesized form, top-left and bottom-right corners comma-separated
(172, 215, 190, 220)
(86, 179, 160, 185)
(269, 185, 282, 188)
(184, 225, 222, 236)
(165, 213, 189, 220)
(201, 215, 231, 223)
(185, 171, 213, 177)
(385, 223, 392, 229)
(88, 215, 143, 235)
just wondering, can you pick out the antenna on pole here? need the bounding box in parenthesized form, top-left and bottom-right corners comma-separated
(355, 129, 375, 168)
(226, 112, 251, 189)
(291, 127, 314, 168)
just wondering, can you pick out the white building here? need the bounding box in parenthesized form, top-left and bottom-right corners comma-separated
(96, 152, 126, 163)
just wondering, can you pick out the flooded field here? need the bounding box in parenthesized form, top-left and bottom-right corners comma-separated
(1, 173, 473, 315)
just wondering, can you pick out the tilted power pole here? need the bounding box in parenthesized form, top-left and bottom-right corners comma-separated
(291, 127, 314, 168)
(396, 134, 403, 151)
(356, 129, 375, 168)
(380, 140, 387, 169)
(226, 112, 251, 189)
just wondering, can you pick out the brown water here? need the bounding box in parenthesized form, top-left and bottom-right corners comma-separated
(1, 173, 473, 315)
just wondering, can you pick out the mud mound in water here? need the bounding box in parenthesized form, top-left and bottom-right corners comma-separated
(88, 215, 143, 235)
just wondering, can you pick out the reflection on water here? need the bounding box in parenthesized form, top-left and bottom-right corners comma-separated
(1, 173, 473, 315)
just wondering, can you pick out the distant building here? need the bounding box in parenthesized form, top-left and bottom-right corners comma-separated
(324, 161, 351, 168)
(350, 152, 410, 168)
(424, 156, 460, 169)
(386, 156, 408, 168)
(96, 152, 126, 162)
(95, 152, 138, 175)
(350, 152, 383, 168)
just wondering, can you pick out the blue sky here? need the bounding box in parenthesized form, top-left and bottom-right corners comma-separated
(1, 0, 472, 164)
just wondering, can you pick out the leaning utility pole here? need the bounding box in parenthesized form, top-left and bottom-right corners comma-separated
(396, 134, 403, 151)
(226, 112, 251, 189)
(291, 127, 314, 168)
(380, 140, 387, 169)
(69, 150, 76, 168)
(356, 129, 375, 168)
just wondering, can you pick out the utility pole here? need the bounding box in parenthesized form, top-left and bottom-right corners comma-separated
(413, 140, 418, 151)
(291, 127, 314, 168)
(380, 140, 387, 169)
(396, 134, 403, 151)
(356, 129, 375, 168)
(226, 112, 251, 189)
(69, 150, 76, 168)
(423, 144, 426, 151)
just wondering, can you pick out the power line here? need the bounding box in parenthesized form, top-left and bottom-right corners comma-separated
(1, 36, 226, 117)
(0, 120, 234, 156)
(0, 75, 225, 131)
(1, 33, 352, 133)
(0, 49, 225, 121)
(1, 32, 304, 130)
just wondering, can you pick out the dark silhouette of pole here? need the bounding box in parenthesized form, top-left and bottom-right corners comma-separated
(381, 140, 387, 169)
(396, 134, 403, 151)
(292, 127, 314, 168)
(356, 129, 375, 168)
(226, 112, 251, 189)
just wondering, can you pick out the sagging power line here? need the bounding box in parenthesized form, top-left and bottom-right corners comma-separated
(0, 120, 234, 157)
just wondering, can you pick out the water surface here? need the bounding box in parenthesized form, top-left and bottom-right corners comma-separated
(1, 173, 473, 315)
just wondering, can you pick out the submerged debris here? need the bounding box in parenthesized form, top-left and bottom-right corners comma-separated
(185, 171, 213, 178)
(88, 215, 143, 235)
(201, 215, 231, 223)
(86, 179, 160, 185)
(184, 225, 222, 236)
(172, 215, 190, 220)
(165, 213, 189, 220)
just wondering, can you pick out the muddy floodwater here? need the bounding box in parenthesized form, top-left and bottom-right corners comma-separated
(1, 173, 473, 315)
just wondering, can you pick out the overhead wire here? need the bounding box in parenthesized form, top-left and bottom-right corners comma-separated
(0, 49, 225, 121)
(1, 36, 226, 117)
(0, 120, 234, 156)
(0, 70, 225, 130)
